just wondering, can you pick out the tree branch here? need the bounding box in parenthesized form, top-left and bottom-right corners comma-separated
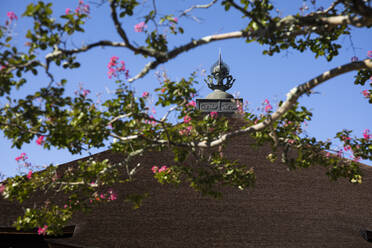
(59, 40, 127, 55)
(180, 0, 218, 17)
(109, 0, 158, 58)
(128, 31, 247, 82)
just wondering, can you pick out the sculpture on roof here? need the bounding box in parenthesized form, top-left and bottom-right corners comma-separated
(204, 51, 235, 92)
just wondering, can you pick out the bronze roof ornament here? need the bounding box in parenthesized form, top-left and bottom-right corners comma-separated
(205, 51, 235, 92)
(196, 51, 242, 113)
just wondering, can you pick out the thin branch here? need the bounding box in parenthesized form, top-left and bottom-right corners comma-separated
(59, 41, 127, 55)
(109, 0, 135, 51)
(317, 0, 343, 14)
(160, 105, 178, 122)
(180, 0, 218, 17)
(107, 113, 132, 125)
(128, 60, 162, 82)
(109, 0, 156, 57)
(227, 0, 265, 29)
(110, 133, 139, 142)
(128, 31, 247, 82)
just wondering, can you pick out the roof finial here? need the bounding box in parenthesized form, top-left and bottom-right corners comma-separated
(218, 48, 222, 67)
(204, 50, 235, 92)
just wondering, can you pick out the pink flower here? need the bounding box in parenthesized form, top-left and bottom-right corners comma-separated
(107, 56, 128, 79)
(37, 225, 48, 235)
(82, 89, 91, 97)
(100, 194, 105, 199)
(263, 99, 269, 104)
(142, 91, 149, 98)
(108, 190, 117, 201)
(287, 139, 295, 144)
(362, 90, 370, 98)
(36, 135, 44, 145)
(351, 56, 359, 62)
(65, 8, 71, 15)
(15, 153, 27, 162)
(0, 184, 5, 194)
(187, 100, 196, 107)
(353, 156, 361, 162)
(158, 165, 168, 173)
(0, 65, 6, 71)
(118, 61, 126, 72)
(74, 0, 90, 15)
(343, 145, 351, 151)
(173, 17, 178, 23)
(184, 115, 191, 123)
(134, 22, 147, 32)
(151, 166, 158, 173)
(27, 170, 32, 179)
(179, 126, 192, 136)
(368, 51, 372, 58)
(363, 129, 371, 140)
(64, 204, 68, 208)
(7, 12, 17, 21)
(210, 112, 218, 119)
(264, 104, 273, 113)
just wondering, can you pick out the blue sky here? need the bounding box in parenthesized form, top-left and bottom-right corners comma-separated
(0, 0, 371, 177)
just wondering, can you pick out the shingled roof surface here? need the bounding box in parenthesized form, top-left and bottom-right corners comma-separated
(1, 120, 372, 248)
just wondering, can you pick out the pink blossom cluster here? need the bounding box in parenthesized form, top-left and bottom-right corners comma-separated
(89, 189, 117, 203)
(107, 56, 129, 79)
(152, 165, 169, 173)
(179, 125, 192, 136)
(26, 170, 33, 179)
(74, 83, 91, 97)
(37, 225, 48, 235)
(5, 11, 17, 26)
(210, 111, 218, 119)
(134, 22, 147, 32)
(107, 189, 117, 201)
(66, 0, 90, 15)
(184, 115, 191, 123)
(144, 115, 157, 125)
(367, 51, 372, 58)
(343, 145, 351, 151)
(142, 91, 149, 98)
(0, 184, 5, 195)
(362, 90, 370, 98)
(283, 121, 293, 127)
(187, 100, 196, 108)
(36, 135, 44, 145)
(236, 101, 243, 115)
(363, 129, 371, 140)
(15, 152, 27, 162)
(263, 99, 272, 113)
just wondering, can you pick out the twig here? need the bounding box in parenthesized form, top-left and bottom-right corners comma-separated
(180, 0, 218, 17)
